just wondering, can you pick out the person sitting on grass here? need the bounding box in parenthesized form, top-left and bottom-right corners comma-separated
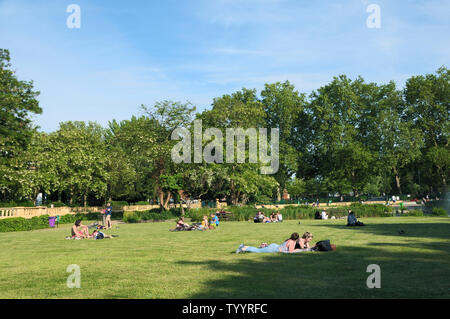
(71, 220, 90, 239)
(276, 211, 283, 222)
(201, 215, 209, 230)
(235, 232, 300, 254)
(254, 211, 264, 223)
(210, 213, 219, 228)
(270, 211, 278, 222)
(314, 210, 322, 220)
(347, 210, 364, 226)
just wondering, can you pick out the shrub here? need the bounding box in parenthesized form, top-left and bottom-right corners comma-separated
(46, 201, 67, 208)
(431, 208, 448, 217)
(186, 208, 214, 222)
(0, 201, 17, 208)
(0, 215, 49, 232)
(16, 200, 36, 207)
(123, 209, 180, 223)
(133, 201, 150, 206)
(0, 200, 35, 208)
(405, 210, 424, 217)
(110, 201, 129, 207)
(123, 212, 139, 223)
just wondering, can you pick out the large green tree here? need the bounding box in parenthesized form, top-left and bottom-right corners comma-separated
(0, 49, 42, 201)
(404, 66, 449, 192)
(260, 81, 306, 199)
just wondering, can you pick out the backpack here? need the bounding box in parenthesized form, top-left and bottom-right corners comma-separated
(96, 232, 105, 240)
(315, 240, 334, 251)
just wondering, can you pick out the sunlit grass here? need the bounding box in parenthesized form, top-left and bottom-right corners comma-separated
(1, 217, 449, 298)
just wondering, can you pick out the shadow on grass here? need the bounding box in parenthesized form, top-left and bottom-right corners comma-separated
(177, 248, 449, 299)
(176, 222, 450, 299)
(313, 221, 450, 241)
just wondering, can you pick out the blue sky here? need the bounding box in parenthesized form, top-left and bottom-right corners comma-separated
(1, 0, 449, 132)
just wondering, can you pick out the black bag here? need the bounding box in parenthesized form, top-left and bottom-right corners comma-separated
(315, 240, 333, 251)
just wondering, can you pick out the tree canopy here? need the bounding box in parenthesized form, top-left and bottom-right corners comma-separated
(1, 49, 448, 206)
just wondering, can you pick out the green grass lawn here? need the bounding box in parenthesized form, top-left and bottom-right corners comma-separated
(1, 217, 449, 299)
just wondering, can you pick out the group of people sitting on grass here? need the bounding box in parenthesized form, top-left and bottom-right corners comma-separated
(171, 214, 220, 231)
(253, 211, 283, 223)
(66, 220, 119, 240)
(235, 231, 336, 254)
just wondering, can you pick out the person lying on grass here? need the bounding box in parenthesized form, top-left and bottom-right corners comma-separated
(176, 216, 190, 230)
(170, 216, 202, 231)
(235, 232, 300, 253)
(293, 232, 315, 252)
(66, 229, 118, 240)
(90, 229, 117, 239)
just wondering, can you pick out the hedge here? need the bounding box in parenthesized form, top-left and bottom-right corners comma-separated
(123, 208, 182, 223)
(0, 215, 51, 232)
(402, 210, 424, 217)
(0, 200, 35, 208)
(431, 207, 448, 217)
(0, 211, 124, 233)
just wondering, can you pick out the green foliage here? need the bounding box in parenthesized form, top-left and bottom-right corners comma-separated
(185, 208, 212, 222)
(110, 201, 129, 207)
(404, 210, 424, 217)
(431, 208, 448, 217)
(122, 208, 182, 223)
(132, 201, 150, 205)
(46, 201, 67, 208)
(0, 49, 42, 201)
(1, 55, 448, 208)
(0, 200, 35, 208)
(0, 215, 49, 232)
(286, 178, 307, 198)
(58, 211, 123, 224)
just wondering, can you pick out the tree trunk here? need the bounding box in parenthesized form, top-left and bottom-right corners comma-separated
(158, 188, 172, 211)
(230, 165, 237, 206)
(393, 166, 402, 194)
(164, 192, 172, 210)
(69, 189, 73, 205)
